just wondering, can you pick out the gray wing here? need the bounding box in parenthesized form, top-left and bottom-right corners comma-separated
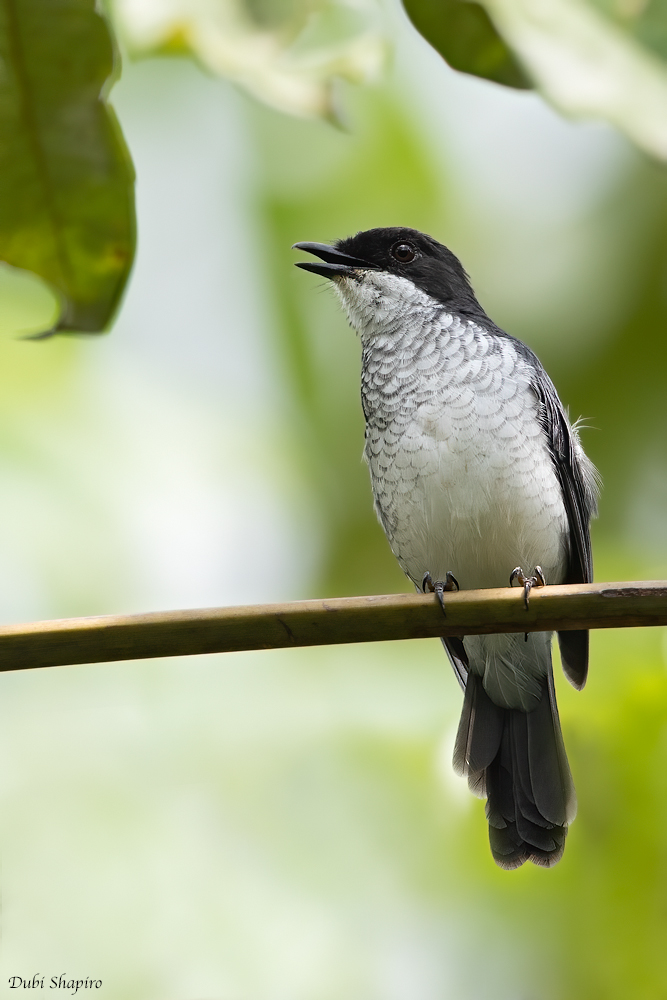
(530, 364, 599, 689)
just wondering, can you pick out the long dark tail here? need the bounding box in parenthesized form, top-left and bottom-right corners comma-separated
(453, 670, 575, 869)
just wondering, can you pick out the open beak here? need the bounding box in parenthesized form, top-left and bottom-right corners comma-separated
(292, 241, 377, 279)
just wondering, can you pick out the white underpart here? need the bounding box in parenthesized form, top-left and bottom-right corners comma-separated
(335, 271, 570, 710)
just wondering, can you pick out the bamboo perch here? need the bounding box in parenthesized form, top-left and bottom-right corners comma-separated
(0, 581, 663, 672)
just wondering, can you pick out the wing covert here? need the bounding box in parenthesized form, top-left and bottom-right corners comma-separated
(529, 365, 599, 689)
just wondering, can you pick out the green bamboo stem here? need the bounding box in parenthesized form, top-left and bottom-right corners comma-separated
(0, 581, 663, 672)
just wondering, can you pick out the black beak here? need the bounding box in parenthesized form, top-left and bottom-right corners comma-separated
(292, 241, 377, 279)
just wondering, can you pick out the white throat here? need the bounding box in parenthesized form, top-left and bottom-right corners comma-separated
(333, 271, 442, 343)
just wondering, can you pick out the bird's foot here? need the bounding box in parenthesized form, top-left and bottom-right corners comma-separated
(422, 570, 459, 617)
(509, 565, 545, 610)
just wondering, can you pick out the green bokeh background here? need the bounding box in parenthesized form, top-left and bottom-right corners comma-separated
(0, 8, 665, 999)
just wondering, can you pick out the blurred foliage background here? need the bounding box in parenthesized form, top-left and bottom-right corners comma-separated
(0, 0, 666, 997)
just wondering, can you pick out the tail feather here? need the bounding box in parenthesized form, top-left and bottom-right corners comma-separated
(454, 670, 575, 869)
(528, 669, 576, 825)
(453, 670, 503, 798)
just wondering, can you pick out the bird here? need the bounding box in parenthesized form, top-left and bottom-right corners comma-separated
(293, 227, 599, 869)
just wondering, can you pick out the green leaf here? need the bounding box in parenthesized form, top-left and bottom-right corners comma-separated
(0, 0, 136, 333)
(402, 0, 531, 90)
(479, 0, 667, 162)
(110, 0, 386, 121)
(589, 0, 667, 62)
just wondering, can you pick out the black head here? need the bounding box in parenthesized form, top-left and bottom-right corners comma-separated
(294, 227, 486, 320)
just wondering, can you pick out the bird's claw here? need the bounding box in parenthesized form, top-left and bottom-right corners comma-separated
(422, 570, 459, 617)
(509, 565, 545, 610)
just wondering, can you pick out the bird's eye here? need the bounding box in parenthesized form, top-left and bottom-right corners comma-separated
(391, 242, 416, 263)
